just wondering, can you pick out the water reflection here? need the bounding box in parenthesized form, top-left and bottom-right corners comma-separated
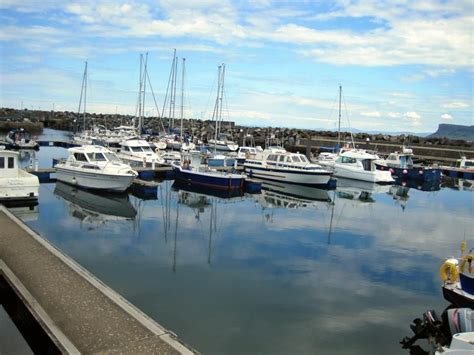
(256, 180, 331, 209)
(8, 203, 39, 222)
(335, 177, 391, 203)
(54, 182, 137, 224)
(9, 138, 474, 355)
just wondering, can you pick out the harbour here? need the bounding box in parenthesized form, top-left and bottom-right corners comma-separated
(1, 128, 473, 354)
(1, 1, 473, 352)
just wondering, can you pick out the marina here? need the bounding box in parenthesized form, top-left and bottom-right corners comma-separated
(1, 128, 473, 354)
(1, 1, 472, 352)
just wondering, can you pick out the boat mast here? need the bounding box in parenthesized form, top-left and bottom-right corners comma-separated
(140, 52, 148, 135)
(170, 50, 178, 130)
(137, 54, 143, 131)
(180, 58, 185, 142)
(218, 64, 225, 138)
(77, 61, 88, 132)
(212, 65, 222, 152)
(337, 85, 342, 149)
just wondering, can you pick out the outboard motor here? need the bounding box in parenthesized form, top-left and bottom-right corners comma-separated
(401, 309, 450, 351)
(401, 308, 473, 353)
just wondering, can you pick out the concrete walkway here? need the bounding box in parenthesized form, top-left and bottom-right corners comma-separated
(0, 206, 196, 354)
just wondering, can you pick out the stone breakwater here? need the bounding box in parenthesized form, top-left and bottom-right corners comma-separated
(1, 107, 473, 151)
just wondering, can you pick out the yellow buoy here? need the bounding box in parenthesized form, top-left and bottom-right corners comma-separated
(440, 258, 459, 282)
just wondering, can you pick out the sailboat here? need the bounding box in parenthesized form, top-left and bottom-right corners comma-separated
(207, 64, 238, 152)
(316, 86, 346, 168)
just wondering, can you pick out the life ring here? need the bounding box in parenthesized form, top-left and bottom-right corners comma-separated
(440, 258, 459, 282)
(460, 255, 473, 273)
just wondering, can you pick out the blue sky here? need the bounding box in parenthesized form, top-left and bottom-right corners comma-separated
(0, 0, 472, 132)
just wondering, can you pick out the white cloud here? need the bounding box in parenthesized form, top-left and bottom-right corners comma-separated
(388, 112, 401, 118)
(442, 102, 469, 109)
(403, 111, 422, 126)
(360, 111, 381, 117)
(1, 1, 471, 69)
(441, 113, 453, 120)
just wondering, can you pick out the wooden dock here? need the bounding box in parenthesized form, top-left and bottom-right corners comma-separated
(0, 205, 195, 354)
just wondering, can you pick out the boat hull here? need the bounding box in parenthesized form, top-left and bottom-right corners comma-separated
(244, 165, 332, 186)
(0, 175, 39, 201)
(376, 163, 441, 181)
(208, 141, 238, 152)
(442, 283, 474, 308)
(173, 166, 245, 190)
(55, 166, 135, 192)
(334, 165, 393, 183)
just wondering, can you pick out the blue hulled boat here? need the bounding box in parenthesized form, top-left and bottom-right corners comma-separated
(375, 146, 441, 181)
(172, 151, 246, 191)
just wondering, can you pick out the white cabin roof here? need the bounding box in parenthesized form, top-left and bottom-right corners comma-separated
(121, 139, 150, 147)
(340, 150, 378, 160)
(67, 145, 113, 154)
(0, 148, 19, 158)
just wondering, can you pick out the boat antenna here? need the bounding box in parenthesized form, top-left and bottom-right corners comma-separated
(77, 61, 88, 132)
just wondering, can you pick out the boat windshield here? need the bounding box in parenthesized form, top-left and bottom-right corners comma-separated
(87, 152, 107, 162)
(298, 155, 309, 163)
(104, 152, 121, 162)
(141, 146, 153, 152)
(131, 147, 143, 152)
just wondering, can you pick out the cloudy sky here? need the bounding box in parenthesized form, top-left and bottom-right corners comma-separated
(0, 0, 472, 132)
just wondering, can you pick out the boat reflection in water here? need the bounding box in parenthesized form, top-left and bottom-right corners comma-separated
(335, 177, 392, 203)
(171, 180, 246, 200)
(167, 180, 245, 271)
(395, 177, 441, 192)
(8, 202, 39, 222)
(54, 181, 137, 224)
(255, 180, 332, 209)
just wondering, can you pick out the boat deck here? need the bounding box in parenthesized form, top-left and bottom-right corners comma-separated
(0, 206, 195, 354)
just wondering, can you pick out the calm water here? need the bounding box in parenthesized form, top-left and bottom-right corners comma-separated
(5, 130, 474, 354)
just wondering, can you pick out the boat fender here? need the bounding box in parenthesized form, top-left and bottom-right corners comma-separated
(440, 258, 459, 283)
(72, 177, 77, 185)
(460, 255, 473, 273)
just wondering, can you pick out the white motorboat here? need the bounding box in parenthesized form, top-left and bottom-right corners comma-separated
(0, 147, 39, 202)
(116, 139, 165, 168)
(5, 128, 39, 150)
(334, 150, 394, 183)
(244, 147, 333, 186)
(55, 145, 138, 192)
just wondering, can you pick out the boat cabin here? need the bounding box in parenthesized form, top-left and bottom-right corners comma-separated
(266, 152, 311, 167)
(385, 152, 414, 168)
(457, 156, 474, 170)
(120, 140, 154, 154)
(335, 151, 377, 171)
(0, 148, 20, 178)
(67, 146, 121, 165)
